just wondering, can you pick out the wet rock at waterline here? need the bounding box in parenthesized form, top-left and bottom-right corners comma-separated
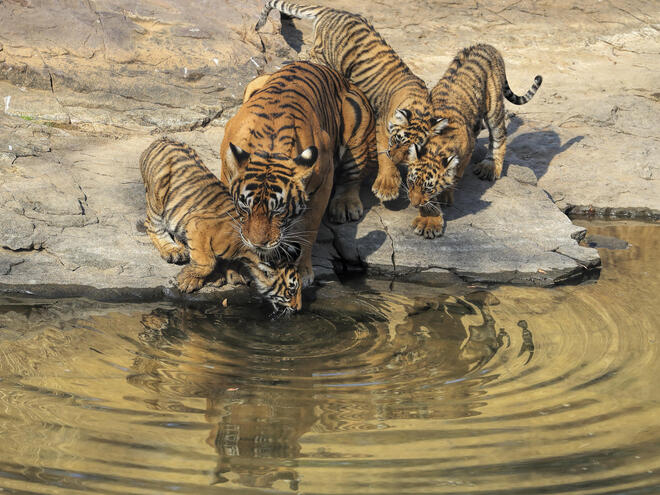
(0, 113, 599, 294)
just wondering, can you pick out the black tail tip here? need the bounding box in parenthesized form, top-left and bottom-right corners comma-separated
(135, 219, 147, 233)
(534, 75, 543, 86)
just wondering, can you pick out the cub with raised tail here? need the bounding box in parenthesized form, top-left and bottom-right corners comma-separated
(405, 44, 542, 238)
(140, 138, 302, 315)
(255, 0, 444, 201)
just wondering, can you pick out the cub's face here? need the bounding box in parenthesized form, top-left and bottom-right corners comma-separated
(406, 146, 460, 208)
(387, 109, 447, 165)
(252, 262, 302, 318)
(225, 144, 318, 257)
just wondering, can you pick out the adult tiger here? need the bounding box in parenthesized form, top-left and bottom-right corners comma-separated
(220, 61, 376, 286)
(405, 44, 542, 238)
(255, 0, 444, 201)
(140, 137, 302, 315)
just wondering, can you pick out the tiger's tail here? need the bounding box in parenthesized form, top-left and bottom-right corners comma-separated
(255, 0, 328, 31)
(504, 75, 543, 105)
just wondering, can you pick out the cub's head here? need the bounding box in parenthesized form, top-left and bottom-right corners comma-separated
(405, 126, 461, 208)
(224, 143, 318, 256)
(387, 107, 447, 165)
(250, 242, 303, 318)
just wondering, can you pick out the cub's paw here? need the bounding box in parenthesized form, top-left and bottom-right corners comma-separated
(328, 194, 364, 224)
(372, 170, 402, 201)
(474, 158, 500, 181)
(176, 267, 206, 293)
(162, 246, 189, 264)
(411, 215, 444, 239)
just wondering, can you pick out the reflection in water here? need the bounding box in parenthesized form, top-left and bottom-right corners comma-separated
(125, 288, 515, 490)
(0, 220, 658, 494)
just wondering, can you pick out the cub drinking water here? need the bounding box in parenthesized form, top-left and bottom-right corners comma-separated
(140, 138, 302, 314)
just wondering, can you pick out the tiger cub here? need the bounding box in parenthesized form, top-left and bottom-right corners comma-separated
(405, 44, 542, 238)
(255, 0, 444, 202)
(140, 138, 302, 313)
(220, 61, 376, 287)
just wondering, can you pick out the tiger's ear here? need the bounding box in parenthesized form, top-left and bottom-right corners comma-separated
(444, 155, 460, 178)
(293, 146, 318, 167)
(243, 74, 271, 102)
(388, 108, 411, 132)
(431, 117, 449, 134)
(224, 142, 250, 182)
(257, 261, 276, 277)
(293, 146, 318, 185)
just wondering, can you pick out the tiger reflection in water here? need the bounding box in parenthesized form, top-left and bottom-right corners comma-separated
(128, 289, 532, 490)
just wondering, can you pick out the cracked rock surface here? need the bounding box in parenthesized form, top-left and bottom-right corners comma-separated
(1, 0, 657, 294)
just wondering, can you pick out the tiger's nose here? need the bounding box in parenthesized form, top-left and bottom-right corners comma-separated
(291, 291, 302, 311)
(409, 190, 423, 207)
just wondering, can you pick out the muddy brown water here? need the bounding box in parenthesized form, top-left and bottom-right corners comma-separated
(0, 220, 658, 494)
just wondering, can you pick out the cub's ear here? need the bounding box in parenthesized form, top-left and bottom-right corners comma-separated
(431, 117, 449, 134)
(388, 108, 411, 132)
(224, 142, 250, 182)
(444, 155, 460, 178)
(293, 146, 318, 167)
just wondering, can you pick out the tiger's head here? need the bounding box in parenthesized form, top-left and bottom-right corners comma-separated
(405, 120, 461, 208)
(224, 142, 319, 256)
(387, 108, 447, 165)
(250, 242, 303, 317)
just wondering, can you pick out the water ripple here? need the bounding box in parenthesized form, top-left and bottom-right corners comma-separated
(0, 221, 657, 494)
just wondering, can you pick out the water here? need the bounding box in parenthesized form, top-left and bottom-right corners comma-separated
(0, 220, 658, 494)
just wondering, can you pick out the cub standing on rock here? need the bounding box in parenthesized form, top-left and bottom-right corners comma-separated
(140, 137, 302, 316)
(255, 0, 445, 202)
(220, 61, 376, 287)
(405, 43, 542, 238)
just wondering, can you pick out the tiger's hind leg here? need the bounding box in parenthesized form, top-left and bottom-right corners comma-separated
(145, 215, 189, 264)
(328, 87, 375, 223)
(474, 104, 506, 181)
(176, 222, 217, 293)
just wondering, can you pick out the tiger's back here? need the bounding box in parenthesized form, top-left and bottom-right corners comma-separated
(430, 43, 542, 181)
(140, 138, 236, 246)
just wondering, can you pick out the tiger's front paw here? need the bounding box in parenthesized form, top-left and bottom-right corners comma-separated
(474, 158, 500, 181)
(412, 215, 444, 239)
(372, 169, 401, 201)
(176, 267, 206, 293)
(328, 193, 364, 224)
(162, 245, 189, 264)
(299, 259, 315, 288)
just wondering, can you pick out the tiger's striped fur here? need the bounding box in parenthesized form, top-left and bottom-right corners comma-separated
(255, 0, 443, 202)
(140, 138, 302, 313)
(220, 61, 376, 287)
(405, 44, 542, 238)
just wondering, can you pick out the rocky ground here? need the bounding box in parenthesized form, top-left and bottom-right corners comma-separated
(0, 0, 658, 297)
